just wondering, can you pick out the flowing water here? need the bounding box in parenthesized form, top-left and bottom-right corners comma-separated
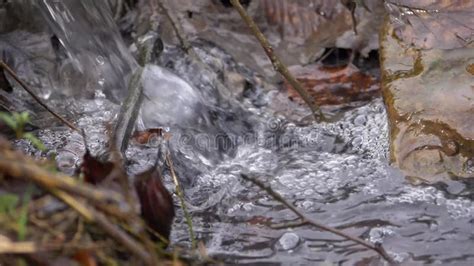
(2, 1, 473, 265)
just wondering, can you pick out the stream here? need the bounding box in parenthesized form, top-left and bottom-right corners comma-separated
(2, 1, 473, 265)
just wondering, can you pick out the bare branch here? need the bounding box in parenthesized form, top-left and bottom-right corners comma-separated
(230, 0, 326, 122)
(240, 174, 395, 264)
(166, 152, 196, 250)
(0, 146, 123, 205)
(0, 60, 79, 132)
(50, 189, 155, 265)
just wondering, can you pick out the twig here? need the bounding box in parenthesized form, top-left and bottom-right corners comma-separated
(0, 236, 105, 254)
(270, 220, 309, 230)
(154, 0, 191, 53)
(315, 48, 335, 64)
(112, 67, 144, 154)
(153, 0, 236, 101)
(0, 60, 79, 132)
(29, 215, 65, 240)
(240, 174, 395, 264)
(50, 189, 155, 265)
(229, 0, 326, 122)
(2, 187, 149, 260)
(112, 31, 159, 155)
(0, 119, 160, 264)
(49, 189, 95, 221)
(0, 153, 122, 204)
(166, 153, 196, 250)
(0, 152, 144, 231)
(0, 237, 37, 254)
(114, 0, 124, 20)
(341, 0, 358, 35)
(72, 216, 84, 243)
(92, 211, 154, 265)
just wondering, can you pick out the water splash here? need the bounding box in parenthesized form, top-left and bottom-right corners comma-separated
(37, 0, 136, 101)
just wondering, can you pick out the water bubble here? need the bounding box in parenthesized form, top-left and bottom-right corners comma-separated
(353, 115, 367, 126)
(95, 55, 105, 65)
(303, 189, 315, 196)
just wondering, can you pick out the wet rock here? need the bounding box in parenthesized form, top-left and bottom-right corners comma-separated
(368, 226, 395, 244)
(380, 18, 474, 181)
(138, 65, 203, 129)
(384, 0, 474, 50)
(285, 63, 380, 106)
(276, 232, 300, 251)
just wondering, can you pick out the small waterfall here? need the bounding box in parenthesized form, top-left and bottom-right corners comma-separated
(30, 0, 255, 176)
(37, 0, 137, 102)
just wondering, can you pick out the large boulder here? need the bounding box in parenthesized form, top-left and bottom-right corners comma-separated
(380, 1, 474, 181)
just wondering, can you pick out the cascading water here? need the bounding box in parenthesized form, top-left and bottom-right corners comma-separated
(1, 0, 473, 265)
(37, 0, 137, 102)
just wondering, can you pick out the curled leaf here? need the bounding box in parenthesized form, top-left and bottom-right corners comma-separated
(134, 168, 175, 241)
(80, 150, 114, 185)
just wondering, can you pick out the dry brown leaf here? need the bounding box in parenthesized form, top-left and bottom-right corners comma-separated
(286, 63, 379, 106)
(80, 150, 114, 185)
(134, 168, 175, 241)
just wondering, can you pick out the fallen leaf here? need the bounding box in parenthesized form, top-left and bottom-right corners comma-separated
(73, 250, 97, 266)
(134, 167, 175, 241)
(80, 150, 114, 185)
(286, 63, 380, 106)
(132, 128, 163, 144)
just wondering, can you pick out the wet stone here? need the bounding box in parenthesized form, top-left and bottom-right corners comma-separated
(380, 19, 474, 182)
(368, 227, 395, 244)
(385, 1, 474, 50)
(300, 200, 314, 210)
(276, 232, 301, 251)
(445, 181, 465, 195)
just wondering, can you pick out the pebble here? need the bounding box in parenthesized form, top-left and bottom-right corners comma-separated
(277, 232, 300, 251)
